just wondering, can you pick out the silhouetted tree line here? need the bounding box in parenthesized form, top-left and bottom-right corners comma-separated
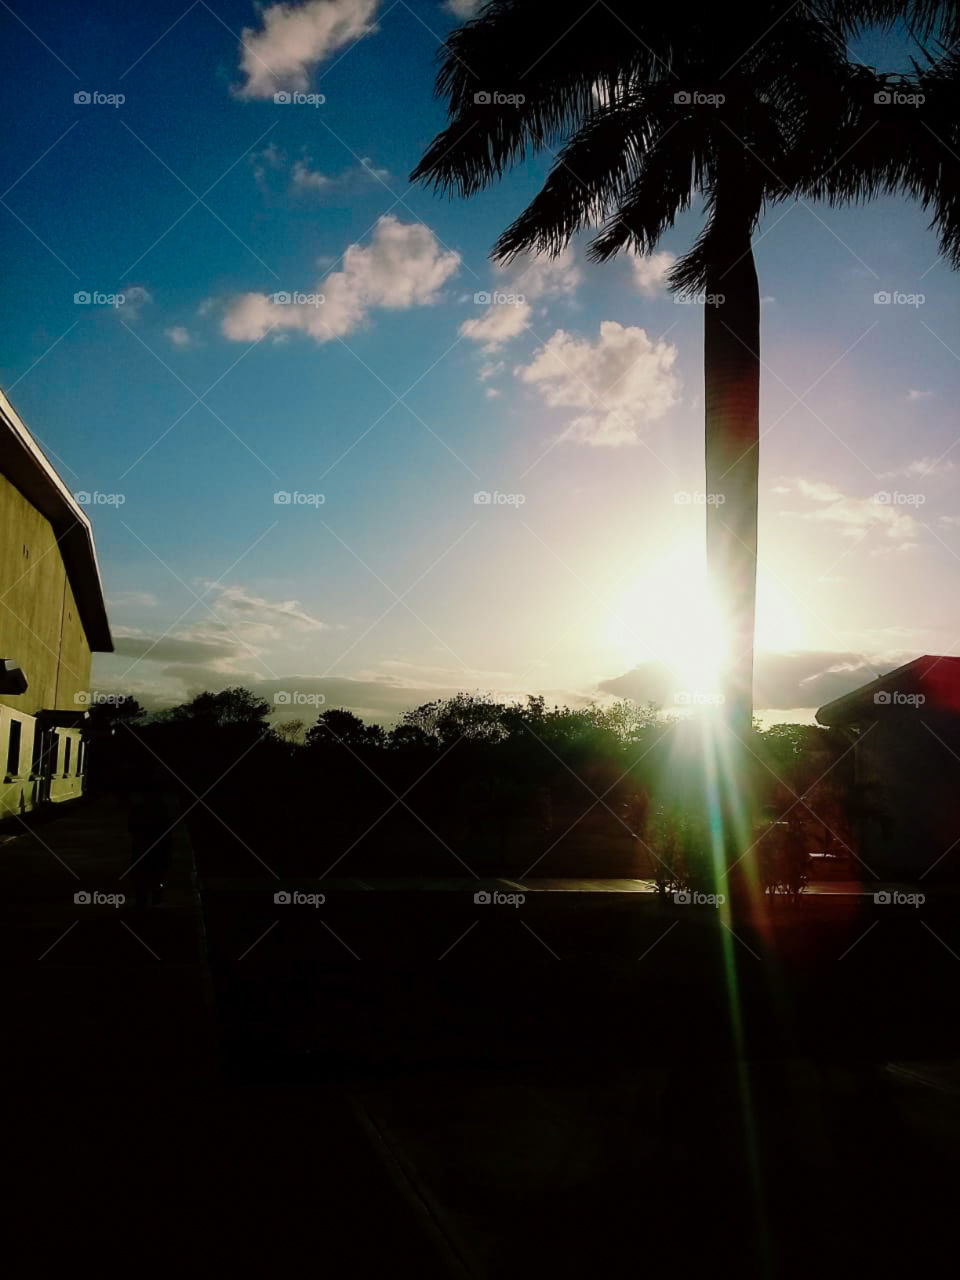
(83, 689, 858, 886)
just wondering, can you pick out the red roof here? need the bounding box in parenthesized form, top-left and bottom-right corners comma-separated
(816, 656, 960, 726)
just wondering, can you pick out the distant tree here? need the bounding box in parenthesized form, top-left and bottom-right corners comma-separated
(173, 687, 271, 729)
(85, 695, 146, 735)
(274, 718, 306, 745)
(306, 708, 386, 750)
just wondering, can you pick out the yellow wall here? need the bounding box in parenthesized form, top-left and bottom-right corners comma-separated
(0, 472, 92, 716)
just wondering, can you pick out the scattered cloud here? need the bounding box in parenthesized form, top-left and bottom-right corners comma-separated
(517, 321, 680, 445)
(108, 591, 159, 610)
(600, 650, 905, 712)
(508, 246, 581, 300)
(119, 285, 152, 321)
(907, 388, 935, 401)
(236, 0, 380, 99)
(631, 251, 675, 295)
(478, 360, 504, 382)
(780, 478, 919, 544)
(460, 299, 532, 350)
(880, 455, 955, 479)
(222, 216, 460, 343)
(444, 0, 483, 17)
(165, 325, 194, 348)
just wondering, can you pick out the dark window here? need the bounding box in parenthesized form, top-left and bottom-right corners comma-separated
(77, 740, 84, 775)
(63, 738, 71, 776)
(6, 720, 22, 776)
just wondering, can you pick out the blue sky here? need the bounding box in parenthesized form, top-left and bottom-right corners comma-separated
(2, 0, 960, 723)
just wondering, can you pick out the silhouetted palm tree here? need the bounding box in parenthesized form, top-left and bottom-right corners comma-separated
(412, 2, 863, 740)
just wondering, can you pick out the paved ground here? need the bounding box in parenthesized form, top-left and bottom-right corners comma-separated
(7, 798, 960, 1277)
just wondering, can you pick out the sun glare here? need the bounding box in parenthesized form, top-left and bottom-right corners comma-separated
(609, 543, 729, 707)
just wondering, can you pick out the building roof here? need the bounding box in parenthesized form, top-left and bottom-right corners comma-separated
(815, 655, 960, 727)
(0, 387, 112, 652)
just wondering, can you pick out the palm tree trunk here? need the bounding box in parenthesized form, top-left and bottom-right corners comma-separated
(703, 224, 760, 740)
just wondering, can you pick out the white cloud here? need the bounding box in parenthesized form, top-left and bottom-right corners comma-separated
(165, 325, 193, 348)
(289, 155, 389, 194)
(508, 246, 581, 300)
(237, 0, 380, 98)
(290, 160, 332, 192)
(879, 455, 955, 479)
(631, 251, 675, 295)
(517, 321, 680, 446)
(444, 0, 483, 17)
(907, 388, 935, 401)
(119, 285, 152, 321)
(783, 478, 919, 543)
(478, 360, 504, 382)
(222, 216, 460, 343)
(459, 300, 531, 350)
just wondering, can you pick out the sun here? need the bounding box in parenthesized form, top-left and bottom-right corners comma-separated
(606, 541, 729, 705)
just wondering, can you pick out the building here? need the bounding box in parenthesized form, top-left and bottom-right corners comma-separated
(0, 387, 112, 820)
(816, 655, 960, 877)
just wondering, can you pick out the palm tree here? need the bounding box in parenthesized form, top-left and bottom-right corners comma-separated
(411, 2, 860, 744)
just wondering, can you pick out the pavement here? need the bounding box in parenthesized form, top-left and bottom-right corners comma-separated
(6, 797, 960, 1277)
(0, 791, 218, 1088)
